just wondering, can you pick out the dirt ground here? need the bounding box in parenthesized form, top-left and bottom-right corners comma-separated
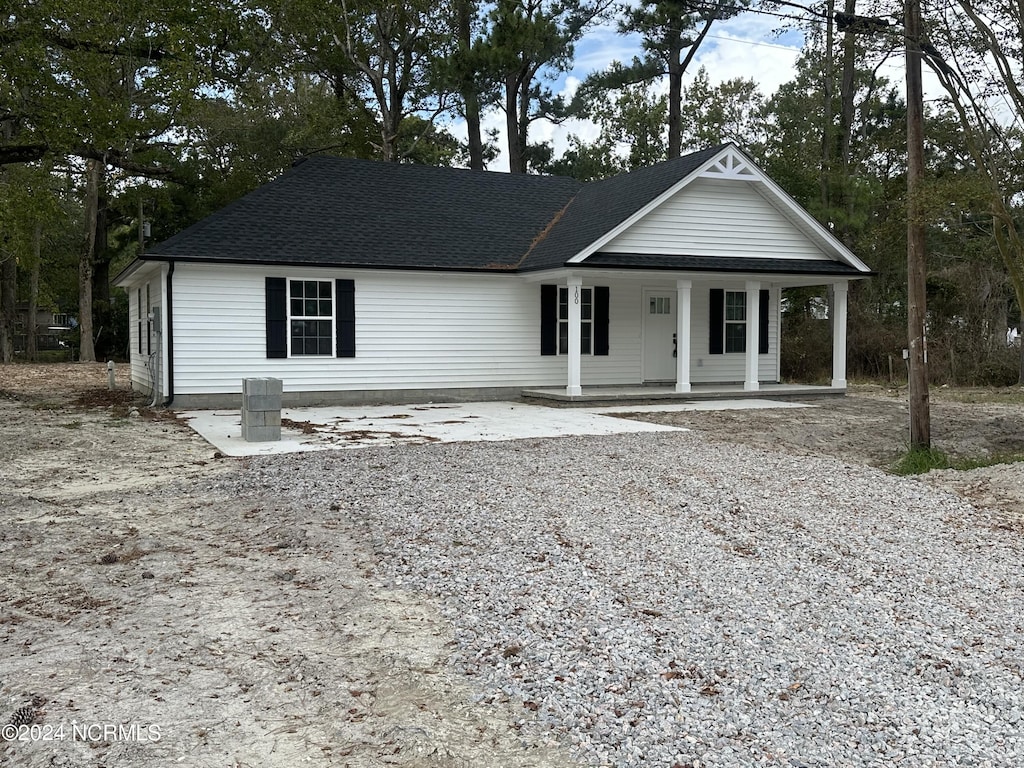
(1, 363, 1022, 767)
(0, 363, 576, 768)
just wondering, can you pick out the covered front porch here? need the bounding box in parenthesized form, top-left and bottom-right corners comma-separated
(532, 271, 852, 399)
(523, 381, 845, 403)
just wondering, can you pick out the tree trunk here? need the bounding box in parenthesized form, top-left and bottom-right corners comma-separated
(1019, 313, 1024, 386)
(27, 223, 41, 361)
(465, 91, 485, 170)
(837, 0, 858, 166)
(906, 0, 931, 449)
(666, 30, 683, 159)
(517, 76, 532, 171)
(91, 175, 113, 359)
(457, 0, 485, 170)
(506, 74, 525, 173)
(0, 254, 15, 362)
(79, 159, 99, 363)
(666, 19, 711, 159)
(93, 178, 110, 306)
(821, 0, 835, 213)
(378, 86, 398, 162)
(836, 0, 859, 248)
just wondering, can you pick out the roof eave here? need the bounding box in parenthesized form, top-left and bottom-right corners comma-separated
(131, 253, 528, 275)
(112, 257, 164, 286)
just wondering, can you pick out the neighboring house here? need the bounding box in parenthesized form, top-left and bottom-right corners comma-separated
(113, 143, 871, 407)
(13, 306, 73, 353)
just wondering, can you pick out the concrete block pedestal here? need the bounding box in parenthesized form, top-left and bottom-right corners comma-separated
(242, 378, 282, 442)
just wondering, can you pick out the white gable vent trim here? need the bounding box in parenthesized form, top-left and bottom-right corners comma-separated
(699, 150, 758, 180)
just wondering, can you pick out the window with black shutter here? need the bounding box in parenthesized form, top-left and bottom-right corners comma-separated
(541, 284, 610, 356)
(709, 288, 770, 355)
(265, 277, 356, 358)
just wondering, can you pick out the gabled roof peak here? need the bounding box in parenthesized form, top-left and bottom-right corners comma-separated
(698, 145, 759, 179)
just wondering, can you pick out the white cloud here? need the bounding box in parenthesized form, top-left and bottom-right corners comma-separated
(687, 29, 802, 94)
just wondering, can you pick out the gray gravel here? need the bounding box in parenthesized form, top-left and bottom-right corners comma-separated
(243, 430, 1024, 767)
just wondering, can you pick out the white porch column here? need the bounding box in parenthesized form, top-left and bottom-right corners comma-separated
(744, 280, 760, 391)
(831, 282, 849, 388)
(566, 275, 583, 397)
(675, 279, 692, 393)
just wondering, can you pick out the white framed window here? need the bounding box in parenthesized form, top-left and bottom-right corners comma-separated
(136, 287, 151, 355)
(724, 291, 746, 353)
(558, 286, 592, 354)
(289, 279, 334, 356)
(137, 288, 144, 354)
(649, 296, 671, 314)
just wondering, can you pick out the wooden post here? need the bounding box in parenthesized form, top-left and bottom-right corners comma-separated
(906, 0, 931, 449)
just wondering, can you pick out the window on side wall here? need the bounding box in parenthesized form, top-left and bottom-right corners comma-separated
(289, 279, 334, 356)
(137, 288, 144, 354)
(265, 277, 355, 359)
(558, 286, 593, 354)
(724, 291, 746, 353)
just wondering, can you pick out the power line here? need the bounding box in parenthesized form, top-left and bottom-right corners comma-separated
(685, 0, 907, 40)
(704, 32, 803, 53)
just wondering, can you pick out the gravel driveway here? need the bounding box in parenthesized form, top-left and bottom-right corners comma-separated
(240, 429, 1024, 768)
(4, 363, 1023, 766)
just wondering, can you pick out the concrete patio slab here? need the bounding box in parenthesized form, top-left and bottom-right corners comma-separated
(178, 401, 679, 457)
(179, 398, 813, 457)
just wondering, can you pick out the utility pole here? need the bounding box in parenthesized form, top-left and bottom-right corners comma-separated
(905, 0, 931, 449)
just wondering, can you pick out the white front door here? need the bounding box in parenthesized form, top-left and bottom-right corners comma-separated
(643, 291, 677, 382)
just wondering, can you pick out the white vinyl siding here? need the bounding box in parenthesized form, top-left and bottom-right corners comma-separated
(167, 265, 642, 395)
(127, 273, 163, 394)
(601, 178, 831, 261)
(687, 286, 779, 384)
(121, 264, 781, 397)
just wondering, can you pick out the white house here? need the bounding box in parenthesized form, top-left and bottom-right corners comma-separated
(113, 144, 872, 407)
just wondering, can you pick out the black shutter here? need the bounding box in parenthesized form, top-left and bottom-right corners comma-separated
(594, 286, 609, 356)
(266, 277, 287, 358)
(335, 279, 356, 358)
(709, 288, 724, 355)
(759, 289, 769, 354)
(540, 284, 557, 355)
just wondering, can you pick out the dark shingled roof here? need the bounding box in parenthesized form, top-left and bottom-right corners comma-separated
(581, 253, 868, 275)
(147, 156, 583, 271)
(141, 146, 866, 276)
